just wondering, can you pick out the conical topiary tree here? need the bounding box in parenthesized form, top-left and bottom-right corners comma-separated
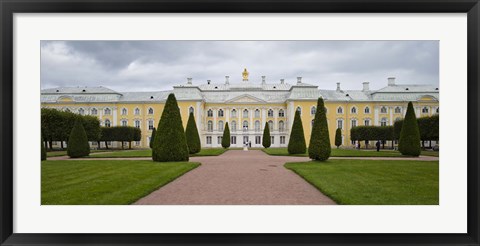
(222, 122, 230, 149)
(41, 138, 47, 161)
(398, 101, 421, 156)
(262, 122, 271, 148)
(152, 93, 189, 162)
(185, 112, 201, 154)
(67, 118, 90, 158)
(288, 110, 306, 154)
(149, 127, 156, 149)
(335, 128, 342, 149)
(308, 98, 331, 161)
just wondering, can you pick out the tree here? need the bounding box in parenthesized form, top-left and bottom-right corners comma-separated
(41, 138, 47, 161)
(288, 110, 306, 154)
(222, 122, 231, 149)
(398, 101, 421, 156)
(335, 128, 342, 148)
(99, 127, 114, 149)
(82, 115, 101, 143)
(152, 93, 189, 162)
(41, 108, 63, 150)
(185, 112, 201, 153)
(261, 122, 271, 148)
(67, 118, 90, 158)
(149, 128, 156, 149)
(308, 98, 331, 161)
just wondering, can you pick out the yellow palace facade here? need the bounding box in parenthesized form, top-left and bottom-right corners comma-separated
(41, 69, 439, 149)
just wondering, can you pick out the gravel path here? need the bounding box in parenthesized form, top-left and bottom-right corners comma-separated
(134, 150, 336, 205)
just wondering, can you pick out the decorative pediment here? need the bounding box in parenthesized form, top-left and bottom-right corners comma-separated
(57, 96, 74, 102)
(417, 95, 438, 101)
(226, 94, 266, 104)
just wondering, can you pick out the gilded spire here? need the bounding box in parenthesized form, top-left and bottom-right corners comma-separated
(242, 68, 249, 81)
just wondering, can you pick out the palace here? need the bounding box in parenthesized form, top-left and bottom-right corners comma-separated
(41, 69, 439, 149)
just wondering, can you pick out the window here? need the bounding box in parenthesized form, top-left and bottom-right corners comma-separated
(381, 118, 388, 126)
(255, 109, 261, 118)
(395, 117, 402, 122)
(91, 108, 97, 115)
(218, 121, 224, 131)
(271, 136, 274, 144)
(148, 137, 152, 145)
(255, 136, 261, 144)
(268, 120, 274, 131)
(395, 107, 401, 114)
(189, 107, 194, 114)
(135, 108, 140, 115)
(231, 136, 237, 144)
(364, 107, 370, 114)
(311, 119, 315, 127)
(268, 109, 274, 117)
(422, 107, 429, 113)
(122, 108, 127, 115)
(135, 120, 140, 128)
(105, 119, 111, 127)
(243, 120, 248, 131)
(231, 109, 237, 118)
(207, 121, 213, 132)
(296, 107, 301, 115)
(78, 108, 85, 115)
(243, 136, 249, 145)
(217, 136, 222, 144)
(206, 136, 212, 144)
(278, 109, 285, 117)
(243, 109, 249, 118)
(207, 109, 213, 117)
(311, 106, 316, 115)
(364, 119, 370, 126)
(280, 136, 286, 144)
(337, 107, 343, 114)
(351, 107, 357, 114)
(218, 109, 224, 117)
(279, 121, 285, 132)
(255, 121, 261, 132)
(337, 119, 343, 129)
(148, 120, 154, 130)
(380, 106, 387, 113)
(148, 108, 154, 115)
(351, 119, 357, 128)
(104, 108, 111, 115)
(231, 121, 237, 132)
(121, 120, 128, 126)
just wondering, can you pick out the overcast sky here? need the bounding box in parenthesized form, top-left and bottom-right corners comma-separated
(40, 41, 438, 92)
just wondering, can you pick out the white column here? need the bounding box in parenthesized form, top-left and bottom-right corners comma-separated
(389, 107, 393, 126)
(374, 106, 379, 126)
(113, 107, 117, 126)
(213, 109, 217, 132)
(249, 107, 253, 132)
(288, 101, 294, 129)
(99, 107, 103, 125)
(226, 106, 230, 123)
(261, 108, 266, 129)
(196, 102, 202, 132)
(238, 108, 242, 131)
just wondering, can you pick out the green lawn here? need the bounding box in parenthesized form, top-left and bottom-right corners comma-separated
(47, 149, 108, 157)
(262, 148, 405, 157)
(285, 159, 439, 205)
(88, 148, 227, 158)
(421, 151, 439, 157)
(41, 160, 200, 205)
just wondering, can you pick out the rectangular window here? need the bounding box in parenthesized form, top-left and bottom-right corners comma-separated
(217, 136, 222, 144)
(271, 136, 274, 144)
(364, 120, 370, 126)
(148, 121, 154, 130)
(231, 136, 236, 144)
(351, 120, 357, 128)
(243, 136, 249, 145)
(91, 141, 97, 146)
(135, 121, 140, 128)
(106, 141, 111, 146)
(280, 136, 286, 144)
(255, 136, 261, 144)
(135, 141, 140, 146)
(206, 136, 212, 144)
(337, 120, 343, 129)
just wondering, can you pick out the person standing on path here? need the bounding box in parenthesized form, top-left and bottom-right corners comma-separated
(376, 140, 381, 152)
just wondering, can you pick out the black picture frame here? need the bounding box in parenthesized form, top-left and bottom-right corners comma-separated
(1, 0, 479, 245)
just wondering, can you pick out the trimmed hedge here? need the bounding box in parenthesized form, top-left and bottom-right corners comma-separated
(222, 122, 231, 149)
(308, 97, 331, 161)
(394, 115, 439, 142)
(152, 93, 189, 162)
(149, 128, 156, 149)
(335, 128, 342, 148)
(288, 110, 306, 154)
(186, 112, 201, 153)
(67, 118, 90, 158)
(262, 122, 271, 148)
(99, 126, 142, 149)
(398, 102, 421, 156)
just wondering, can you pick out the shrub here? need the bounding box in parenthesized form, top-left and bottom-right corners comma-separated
(67, 118, 90, 158)
(41, 138, 47, 161)
(308, 97, 331, 161)
(152, 93, 189, 162)
(185, 112, 201, 153)
(149, 128, 156, 149)
(222, 122, 231, 149)
(288, 110, 306, 154)
(335, 128, 342, 148)
(262, 122, 271, 148)
(398, 102, 421, 156)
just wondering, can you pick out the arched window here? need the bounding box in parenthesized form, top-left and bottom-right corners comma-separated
(243, 120, 249, 130)
(231, 121, 237, 131)
(207, 109, 213, 117)
(364, 107, 370, 114)
(279, 121, 285, 132)
(296, 107, 302, 115)
(207, 121, 213, 132)
(337, 119, 343, 129)
(243, 109, 249, 118)
(351, 107, 357, 114)
(218, 109, 224, 117)
(311, 106, 316, 115)
(422, 107, 429, 113)
(189, 107, 194, 114)
(268, 120, 274, 131)
(351, 119, 357, 128)
(148, 108, 154, 115)
(255, 120, 261, 132)
(134, 120, 141, 128)
(268, 109, 274, 117)
(231, 109, 237, 118)
(134, 108, 140, 115)
(91, 108, 97, 115)
(121, 119, 128, 127)
(255, 109, 261, 118)
(78, 108, 85, 115)
(104, 119, 111, 127)
(364, 119, 370, 126)
(104, 108, 111, 115)
(218, 121, 224, 131)
(395, 107, 401, 114)
(122, 108, 127, 115)
(380, 106, 387, 113)
(337, 107, 343, 114)
(278, 109, 285, 117)
(381, 118, 388, 126)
